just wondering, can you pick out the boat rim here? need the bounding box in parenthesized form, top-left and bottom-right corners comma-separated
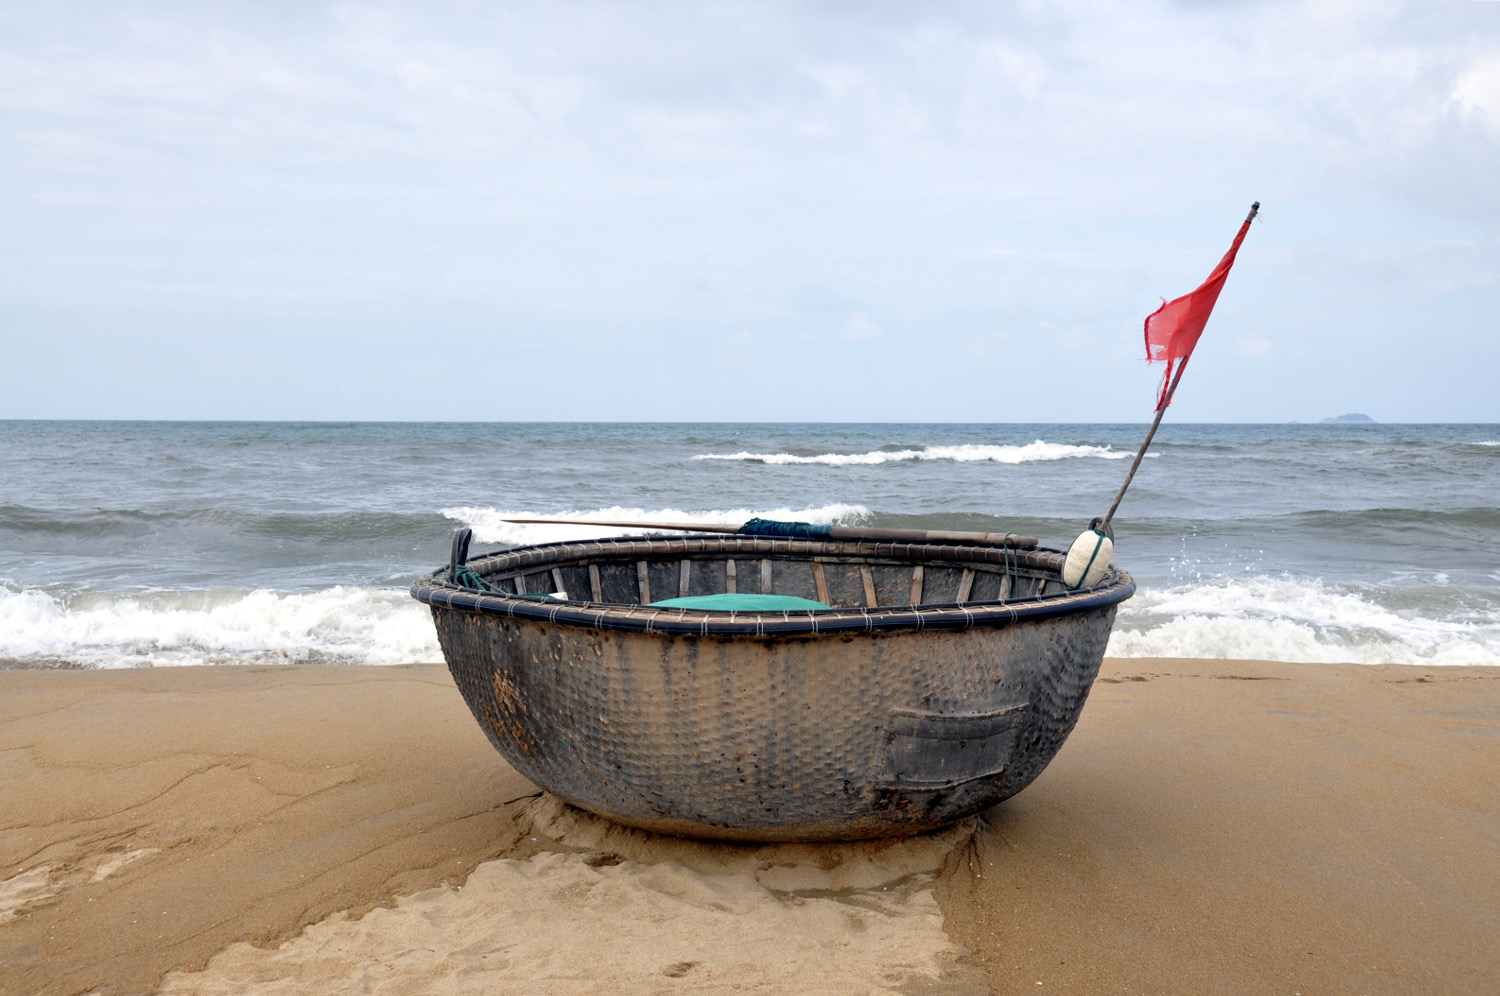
(410, 535, 1135, 636)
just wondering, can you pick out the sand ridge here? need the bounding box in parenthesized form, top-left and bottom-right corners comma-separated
(158, 796, 988, 994)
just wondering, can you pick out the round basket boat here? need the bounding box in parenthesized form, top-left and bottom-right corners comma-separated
(411, 533, 1134, 841)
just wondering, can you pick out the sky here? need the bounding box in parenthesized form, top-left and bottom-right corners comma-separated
(3, 1, 1498, 422)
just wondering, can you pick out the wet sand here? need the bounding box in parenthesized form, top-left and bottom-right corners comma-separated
(2, 658, 1498, 995)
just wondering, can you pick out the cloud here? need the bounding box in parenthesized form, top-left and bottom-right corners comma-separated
(1235, 336, 1276, 359)
(1051, 325, 1101, 354)
(843, 311, 881, 341)
(0, 1, 1497, 419)
(1451, 56, 1500, 133)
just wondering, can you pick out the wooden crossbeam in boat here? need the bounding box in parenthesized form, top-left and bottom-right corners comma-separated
(637, 561, 650, 604)
(679, 560, 691, 598)
(589, 564, 602, 602)
(956, 568, 975, 603)
(859, 565, 877, 607)
(551, 568, 566, 597)
(761, 559, 773, 594)
(495, 515, 1037, 548)
(726, 559, 737, 593)
(909, 565, 925, 605)
(514, 571, 527, 596)
(811, 562, 829, 605)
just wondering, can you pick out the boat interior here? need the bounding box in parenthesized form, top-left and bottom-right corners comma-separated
(472, 548, 1061, 609)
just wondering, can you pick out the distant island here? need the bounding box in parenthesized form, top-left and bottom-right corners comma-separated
(1321, 413, 1375, 423)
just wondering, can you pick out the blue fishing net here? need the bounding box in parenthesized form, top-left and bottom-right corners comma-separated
(738, 518, 833, 539)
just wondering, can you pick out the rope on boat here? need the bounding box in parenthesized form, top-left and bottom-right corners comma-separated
(451, 563, 502, 592)
(445, 526, 568, 599)
(449, 528, 500, 591)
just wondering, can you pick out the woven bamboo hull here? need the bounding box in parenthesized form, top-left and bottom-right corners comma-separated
(413, 536, 1133, 841)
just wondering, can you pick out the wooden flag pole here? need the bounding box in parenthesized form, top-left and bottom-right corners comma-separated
(1100, 360, 1189, 531)
(1100, 200, 1259, 533)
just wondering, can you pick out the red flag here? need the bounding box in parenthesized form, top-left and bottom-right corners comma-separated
(1144, 205, 1256, 410)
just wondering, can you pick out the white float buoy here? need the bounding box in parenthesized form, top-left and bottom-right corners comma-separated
(1062, 527, 1114, 590)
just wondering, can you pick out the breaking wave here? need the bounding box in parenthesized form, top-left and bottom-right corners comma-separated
(693, 442, 1138, 466)
(0, 586, 439, 669)
(1109, 575, 1500, 667)
(6, 569, 1498, 670)
(441, 504, 871, 547)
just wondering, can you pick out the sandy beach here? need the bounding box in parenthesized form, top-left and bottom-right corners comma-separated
(3, 657, 1497, 995)
(7, 0, 1500, 990)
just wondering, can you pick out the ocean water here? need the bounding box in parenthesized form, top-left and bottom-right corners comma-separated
(1, 421, 1497, 669)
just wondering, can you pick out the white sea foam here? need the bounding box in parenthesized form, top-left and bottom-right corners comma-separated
(6, 567, 1495, 672)
(693, 441, 1139, 466)
(442, 504, 871, 546)
(1109, 575, 1500, 667)
(0, 586, 439, 669)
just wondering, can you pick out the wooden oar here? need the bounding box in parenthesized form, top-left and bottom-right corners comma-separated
(498, 517, 1038, 549)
